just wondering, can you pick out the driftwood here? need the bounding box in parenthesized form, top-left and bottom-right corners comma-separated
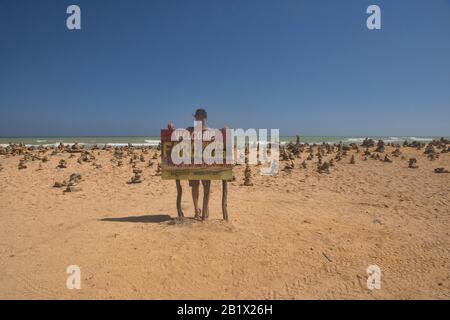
(201, 180, 211, 220)
(222, 180, 228, 221)
(175, 180, 184, 218)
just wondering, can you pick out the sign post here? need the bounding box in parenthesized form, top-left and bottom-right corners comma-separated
(160, 127, 232, 220)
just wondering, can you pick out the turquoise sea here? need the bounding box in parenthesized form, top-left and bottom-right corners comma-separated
(0, 136, 447, 147)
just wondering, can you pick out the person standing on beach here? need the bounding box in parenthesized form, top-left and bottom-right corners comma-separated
(168, 108, 210, 220)
(189, 109, 210, 220)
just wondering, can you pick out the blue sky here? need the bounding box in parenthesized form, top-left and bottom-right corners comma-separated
(0, 0, 449, 136)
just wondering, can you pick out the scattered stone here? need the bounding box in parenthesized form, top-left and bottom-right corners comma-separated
(68, 142, 84, 153)
(113, 148, 124, 159)
(18, 159, 27, 170)
(93, 163, 102, 169)
(383, 155, 392, 163)
(155, 163, 162, 176)
(77, 151, 94, 164)
(361, 138, 375, 148)
(301, 160, 307, 169)
(57, 159, 67, 169)
(375, 140, 385, 153)
(408, 158, 418, 169)
(62, 173, 82, 192)
(53, 181, 67, 188)
(434, 168, 449, 174)
(68, 173, 82, 185)
(282, 160, 295, 172)
(373, 218, 382, 225)
(128, 169, 143, 184)
(317, 161, 330, 174)
(392, 148, 402, 157)
(424, 144, 436, 155)
(64, 185, 81, 192)
(350, 155, 355, 164)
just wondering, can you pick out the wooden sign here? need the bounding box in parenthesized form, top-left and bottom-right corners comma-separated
(160, 128, 233, 180)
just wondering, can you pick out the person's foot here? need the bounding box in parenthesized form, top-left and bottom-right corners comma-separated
(194, 208, 202, 221)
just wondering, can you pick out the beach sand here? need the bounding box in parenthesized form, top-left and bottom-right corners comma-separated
(0, 143, 449, 299)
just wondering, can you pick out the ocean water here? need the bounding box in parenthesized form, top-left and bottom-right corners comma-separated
(0, 136, 447, 148)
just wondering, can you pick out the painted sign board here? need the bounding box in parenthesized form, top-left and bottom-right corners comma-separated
(160, 128, 233, 180)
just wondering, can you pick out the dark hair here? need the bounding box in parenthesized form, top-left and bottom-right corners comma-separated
(194, 108, 207, 118)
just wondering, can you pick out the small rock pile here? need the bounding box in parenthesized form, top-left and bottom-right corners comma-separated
(57, 159, 67, 169)
(392, 148, 401, 157)
(361, 138, 375, 148)
(54, 173, 82, 192)
(434, 168, 449, 174)
(128, 169, 143, 184)
(350, 155, 355, 164)
(282, 160, 295, 172)
(408, 158, 418, 169)
(18, 159, 27, 170)
(64, 173, 82, 192)
(317, 161, 330, 174)
(242, 164, 254, 186)
(375, 140, 385, 153)
(155, 164, 162, 176)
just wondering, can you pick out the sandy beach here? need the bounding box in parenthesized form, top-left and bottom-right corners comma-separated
(0, 140, 449, 299)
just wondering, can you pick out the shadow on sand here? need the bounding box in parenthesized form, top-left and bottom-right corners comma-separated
(100, 214, 173, 224)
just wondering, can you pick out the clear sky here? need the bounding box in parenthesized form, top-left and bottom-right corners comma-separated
(0, 0, 449, 136)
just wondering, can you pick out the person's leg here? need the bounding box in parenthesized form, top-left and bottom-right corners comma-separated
(201, 180, 211, 220)
(190, 180, 201, 220)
